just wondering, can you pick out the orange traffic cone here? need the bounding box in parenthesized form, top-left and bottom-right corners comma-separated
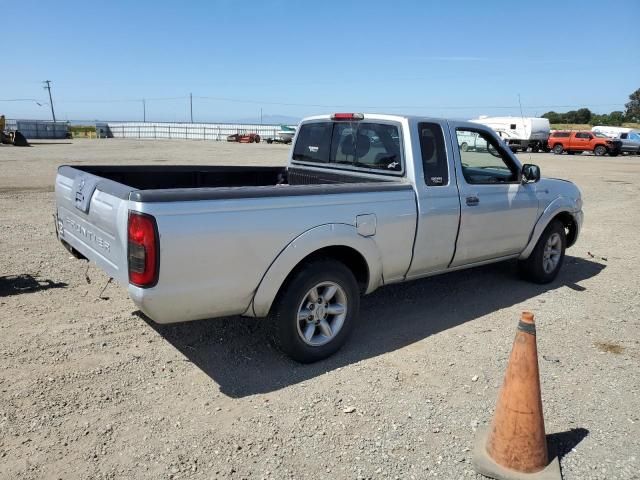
(472, 312, 562, 480)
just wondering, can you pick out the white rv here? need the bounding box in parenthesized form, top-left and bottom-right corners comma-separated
(591, 125, 637, 138)
(469, 116, 551, 152)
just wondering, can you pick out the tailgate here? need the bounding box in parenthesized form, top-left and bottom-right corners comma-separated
(55, 166, 133, 284)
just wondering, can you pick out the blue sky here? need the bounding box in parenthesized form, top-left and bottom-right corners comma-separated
(2, 0, 639, 123)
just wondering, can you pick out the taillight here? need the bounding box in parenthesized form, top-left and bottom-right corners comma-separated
(331, 113, 364, 121)
(128, 211, 159, 287)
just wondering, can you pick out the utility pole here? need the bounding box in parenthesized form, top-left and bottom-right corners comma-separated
(260, 108, 263, 125)
(142, 99, 146, 122)
(190, 93, 193, 123)
(42, 80, 56, 122)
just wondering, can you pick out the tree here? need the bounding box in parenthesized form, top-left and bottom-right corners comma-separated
(574, 108, 592, 124)
(625, 88, 640, 123)
(592, 111, 625, 126)
(542, 111, 561, 124)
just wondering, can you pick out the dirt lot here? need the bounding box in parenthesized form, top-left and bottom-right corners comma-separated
(1, 139, 638, 480)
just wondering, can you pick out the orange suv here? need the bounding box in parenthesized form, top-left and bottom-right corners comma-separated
(548, 131, 622, 156)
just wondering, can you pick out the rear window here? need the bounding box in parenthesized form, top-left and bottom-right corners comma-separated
(293, 121, 402, 173)
(291, 123, 332, 163)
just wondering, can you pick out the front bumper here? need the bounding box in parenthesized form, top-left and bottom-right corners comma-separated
(607, 142, 623, 154)
(570, 209, 584, 247)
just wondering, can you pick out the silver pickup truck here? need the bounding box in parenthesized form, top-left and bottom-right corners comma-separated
(55, 113, 583, 362)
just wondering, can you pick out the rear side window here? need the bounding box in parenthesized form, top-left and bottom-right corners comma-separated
(292, 123, 332, 163)
(293, 121, 402, 173)
(418, 122, 448, 186)
(576, 132, 592, 139)
(551, 131, 570, 138)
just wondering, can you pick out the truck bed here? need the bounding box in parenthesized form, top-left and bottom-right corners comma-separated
(59, 165, 402, 203)
(66, 165, 287, 190)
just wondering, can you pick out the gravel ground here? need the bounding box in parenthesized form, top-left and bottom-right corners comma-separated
(0, 139, 638, 480)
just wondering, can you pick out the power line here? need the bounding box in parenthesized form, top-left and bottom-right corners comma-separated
(0, 98, 45, 102)
(55, 96, 188, 104)
(40, 93, 626, 111)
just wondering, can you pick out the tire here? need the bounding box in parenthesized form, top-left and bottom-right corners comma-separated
(461, 142, 468, 152)
(268, 259, 360, 363)
(552, 144, 563, 155)
(594, 145, 606, 156)
(254, 135, 261, 143)
(266, 138, 273, 144)
(518, 220, 566, 284)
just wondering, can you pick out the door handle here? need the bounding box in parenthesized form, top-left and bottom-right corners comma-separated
(466, 195, 479, 206)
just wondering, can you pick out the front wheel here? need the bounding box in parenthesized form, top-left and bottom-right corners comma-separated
(269, 259, 360, 363)
(594, 145, 607, 156)
(518, 220, 566, 284)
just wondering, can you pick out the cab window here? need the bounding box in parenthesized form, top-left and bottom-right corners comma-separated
(419, 122, 448, 186)
(456, 129, 518, 185)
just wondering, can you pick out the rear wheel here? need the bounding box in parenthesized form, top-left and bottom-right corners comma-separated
(460, 142, 469, 152)
(552, 144, 563, 155)
(518, 220, 566, 284)
(254, 135, 261, 143)
(594, 145, 607, 156)
(269, 259, 360, 363)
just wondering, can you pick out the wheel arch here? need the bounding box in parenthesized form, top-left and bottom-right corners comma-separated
(248, 223, 383, 318)
(520, 199, 581, 259)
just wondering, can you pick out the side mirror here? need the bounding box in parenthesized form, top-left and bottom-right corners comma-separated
(521, 164, 541, 183)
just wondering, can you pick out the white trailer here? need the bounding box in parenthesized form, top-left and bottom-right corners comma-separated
(469, 116, 551, 152)
(591, 125, 637, 138)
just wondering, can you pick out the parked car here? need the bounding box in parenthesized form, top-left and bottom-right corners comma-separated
(265, 135, 292, 145)
(226, 132, 261, 143)
(548, 130, 622, 156)
(617, 131, 640, 155)
(54, 113, 583, 362)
